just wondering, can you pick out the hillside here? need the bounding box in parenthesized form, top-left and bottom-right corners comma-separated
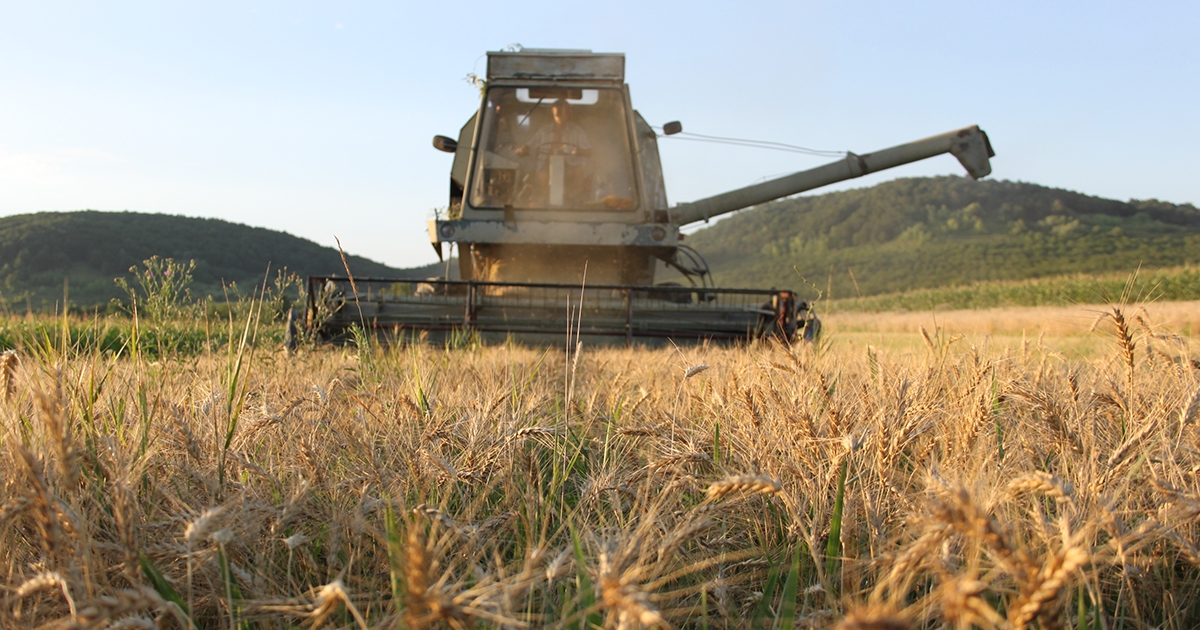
(0, 211, 419, 309)
(683, 176, 1200, 300)
(8, 177, 1199, 311)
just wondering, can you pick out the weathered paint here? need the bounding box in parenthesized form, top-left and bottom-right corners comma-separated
(428, 219, 678, 247)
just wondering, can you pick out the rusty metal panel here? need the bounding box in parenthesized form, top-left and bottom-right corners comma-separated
(429, 219, 677, 247)
(487, 50, 624, 82)
(450, 113, 476, 201)
(633, 110, 668, 213)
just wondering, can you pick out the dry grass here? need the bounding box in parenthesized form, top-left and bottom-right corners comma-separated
(829, 299, 1200, 357)
(1, 301, 1199, 628)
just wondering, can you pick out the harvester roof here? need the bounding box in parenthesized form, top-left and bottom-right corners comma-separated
(487, 49, 625, 84)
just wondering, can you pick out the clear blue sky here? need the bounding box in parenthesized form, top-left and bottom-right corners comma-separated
(2, 1, 1197, 268)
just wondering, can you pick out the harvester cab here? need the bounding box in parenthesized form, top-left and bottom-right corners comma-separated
(429, 49, 676, 287)
(308, 48, 993, 345)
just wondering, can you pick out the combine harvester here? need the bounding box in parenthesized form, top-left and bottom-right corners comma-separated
(307, 49, 993, 345)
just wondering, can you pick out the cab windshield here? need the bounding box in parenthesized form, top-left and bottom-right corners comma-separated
(469, 86, 638, 211)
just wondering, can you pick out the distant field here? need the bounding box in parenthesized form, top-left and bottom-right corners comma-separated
(823, 265, 1200, 313)
(824, 299, 1200, 359)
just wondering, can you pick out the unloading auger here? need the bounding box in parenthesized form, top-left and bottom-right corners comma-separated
(308, 48, 993, 345)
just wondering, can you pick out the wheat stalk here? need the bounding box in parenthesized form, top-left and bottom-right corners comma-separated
(106, 617, 158, 630)
(72, 587, 185, 630)
(1007, 545, 1089, 629)
(0, 349, 18, 402)
(184, 506, 226, 544)
(14, 571, 76, 619)
(705, 475, 781, 501)
(35, 376, 80, 489)
(684, 365, 712, 379)
(835, 603, 910, 629)
(1109, 306, 1136, 381)
(935, 576, 1004, 629)
(1006, 471, 1073, 501)
(15, 445, 65, 558)
(919, 326, 937, 355)
(307, 578, 369, 630)
(1179, 386, 1200, 429)
(599, 548, 668, 630)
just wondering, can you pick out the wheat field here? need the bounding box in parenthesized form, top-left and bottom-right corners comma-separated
(2, 303, 1199, 629)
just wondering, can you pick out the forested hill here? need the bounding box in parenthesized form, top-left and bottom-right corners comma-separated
(7, 179, 1199, 311)
(0, 211, 415, 309)
(683, 176, 1200, 300)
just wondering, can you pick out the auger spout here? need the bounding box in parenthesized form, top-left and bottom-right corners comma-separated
(671, 125, 994, 226)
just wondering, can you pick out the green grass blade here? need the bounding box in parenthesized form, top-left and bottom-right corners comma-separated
(384, 503, 404, 607)
(992, 376, 1005, 461)
(139, 551, 191, 623)
(825, 457, 848, 587)
(779, 543, 802, 630)
(218, 548, 244, 629)
(570, 526, 599, 630)
(750, 559, 780, 630)
(713, 421, 721, 464)
(1077, 584, 1087, 630)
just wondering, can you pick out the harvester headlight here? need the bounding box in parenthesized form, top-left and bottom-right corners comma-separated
(439, 223, 456, 239)
(650, 226, 666, 241)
